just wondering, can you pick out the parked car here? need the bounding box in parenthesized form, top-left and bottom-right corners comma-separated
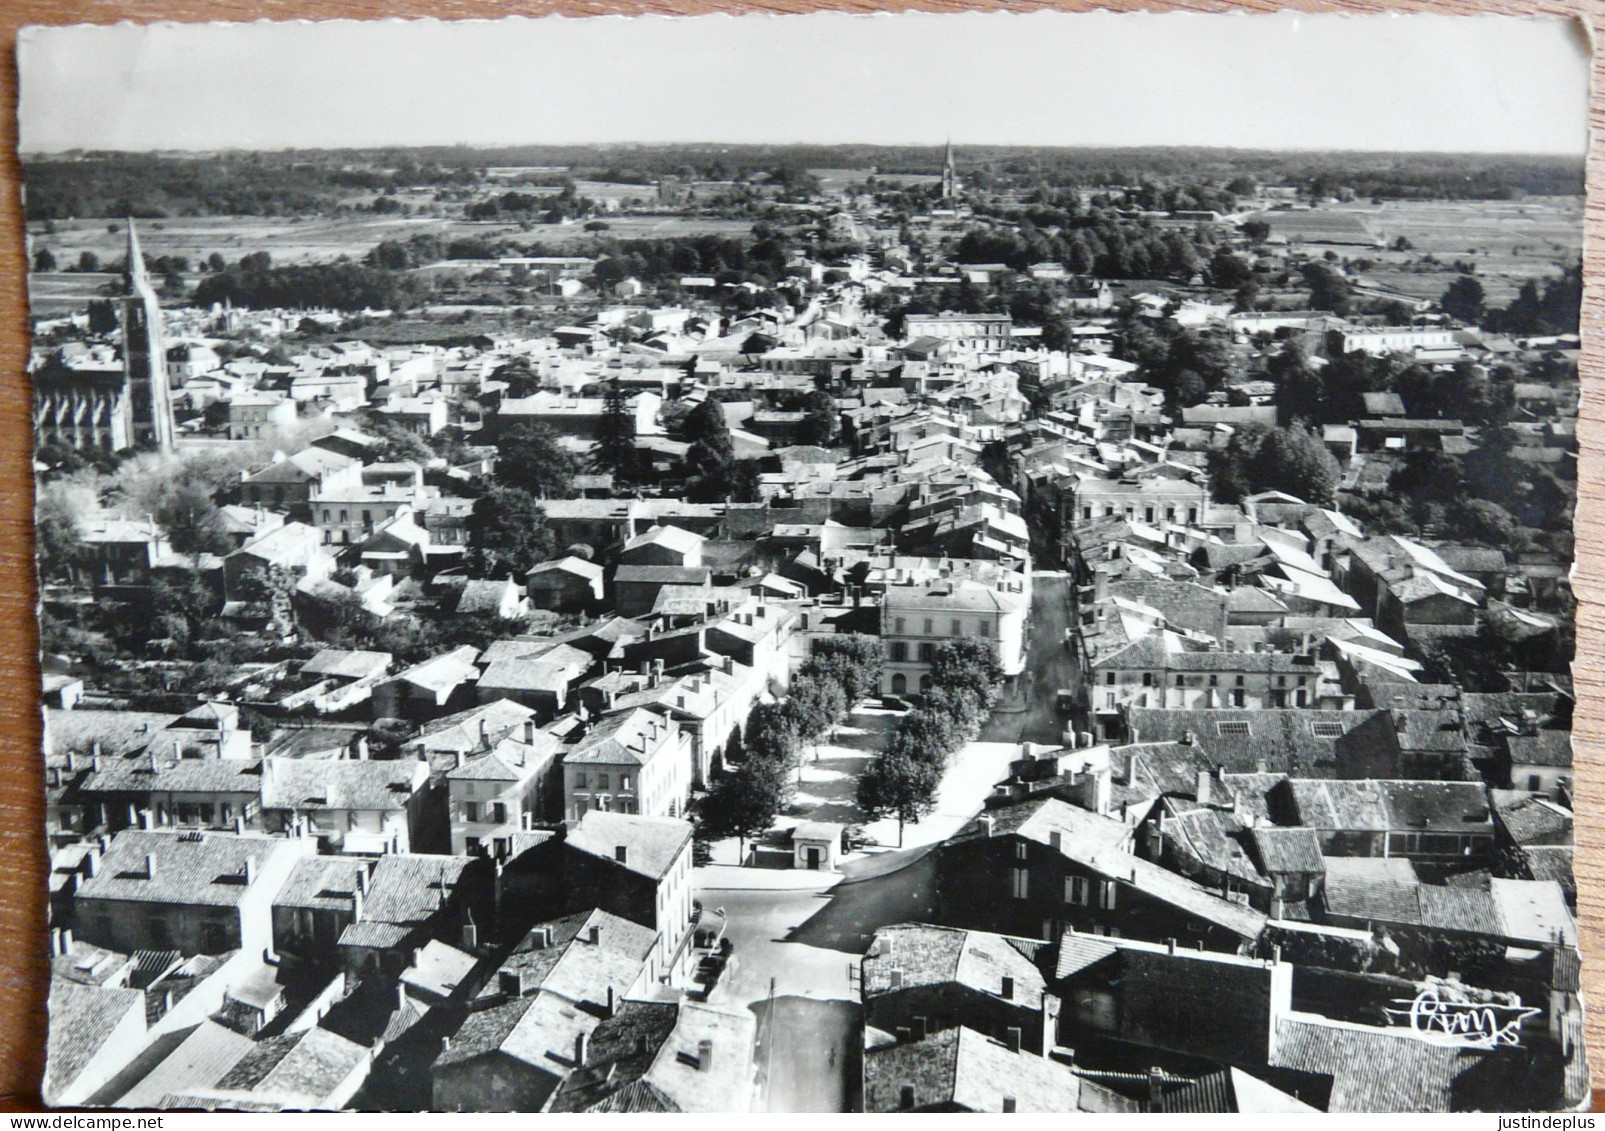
(881, 695, 910, 711)
(843, 824, 876, 852)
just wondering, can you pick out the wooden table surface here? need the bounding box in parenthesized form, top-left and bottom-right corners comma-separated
(0, 0, 1601, 1111)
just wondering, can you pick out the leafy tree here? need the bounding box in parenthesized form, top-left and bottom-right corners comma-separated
(1301, 262, 1352, 315)
(491, 357, 541, 398)
(784, 674, 847, 763)
(1241, 220, 1271, 243)
(1207, 423, 1341, 506)
(153, 481, 233, 560)
(35, 490, 83, 583)
(593, 378, 638, 484)
(805, 634, 884, 703)
(496, 423, 579, 499)
(745, 700, 802, 770)
(698, 758, 785, 864)
(796, 390, 837, 447)
(1441, 275, 1486, 325)
(1209, 248, 1253, 289)
(77, 250, 100, 273)
(466, 485, 555, 577)
(33, 248, 56, 272)
(87, 299, 118, 335)
(892, 708, 966, 767)
(857, 747, 941, 847)
(683, 398, 734, 461)
(928, 638, 1006, 708)
(206, 252, 226, 272)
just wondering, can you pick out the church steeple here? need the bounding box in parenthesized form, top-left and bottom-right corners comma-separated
(941, 140, 958, 202)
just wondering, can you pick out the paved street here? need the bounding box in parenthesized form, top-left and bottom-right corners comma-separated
(982, 570, 1082, 744)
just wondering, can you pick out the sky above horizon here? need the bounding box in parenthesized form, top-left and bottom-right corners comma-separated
(17, 12, 1592, 156)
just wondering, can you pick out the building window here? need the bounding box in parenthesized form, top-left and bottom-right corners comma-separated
(1141, 673, 1153, 687)
(597, 773, 609, 790)
(1067, 876, 1090, 905)
(977, 620, 991, 638)
(575, 773, 588, 789)
(1105, 672, 1116, 686)
(919, 643, 934, 662)
(890, 642, 908, 662)
(463, 801, 479, 822)
(892, 673, 907, 694)
(923, 618, 934, 635)
(620, 775, 631, 791)
(1099, 880, 1118, 910)
(951, 619, 962, 636)
(1014, 841, 1028, 861)
(1175, 675, 1185, 687)
(894, 617, 905, 634)
(1010, 868, 1029, 900)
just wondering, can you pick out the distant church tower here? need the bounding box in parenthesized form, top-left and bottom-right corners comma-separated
(941, 140, 959, 201)
(120, 219, 175, 451)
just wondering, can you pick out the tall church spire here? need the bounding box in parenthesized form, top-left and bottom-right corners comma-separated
(941, 140, 958, 202)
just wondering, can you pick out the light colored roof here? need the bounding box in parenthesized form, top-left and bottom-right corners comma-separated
(74, 830, 296, 909)
(566, 810, 692, 881)
(624, 524, 705, 556)
(45, 980, 147, 1105)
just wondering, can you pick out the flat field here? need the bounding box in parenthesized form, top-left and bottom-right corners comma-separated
(25, 212, 756, 270)
(1253, 197, 1583, 305)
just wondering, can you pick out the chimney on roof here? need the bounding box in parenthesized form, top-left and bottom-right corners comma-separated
(605, 985, 616, 1018)
(1394, 709, 1408, 733)
(615, 844, 629, 865)
(1000, 975, 1014, 1000)
(138, 809, 152, 830)
(356, 736, 370, 761)
(695, 1037, 715, 1072)
(1005, 1027, 1022, 1053)
(478, 718, 489, 748)
(243, 856, 256, 885)
(978, 815, 995, 838)
(234, 815, 245, 835)
(455, 752, 465, 770)
(523, 720, 537, 744)
(84, 850, 99, 878)
(574, 1032, 589, 1066)
(589, 923, 601, 945)
(352, 886, 364, 922)
(144, 853, 158, 881)
(1195, 770, 1212, 807)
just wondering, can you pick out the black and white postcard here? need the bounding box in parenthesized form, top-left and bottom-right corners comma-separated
(18, 11, 1591, 1112)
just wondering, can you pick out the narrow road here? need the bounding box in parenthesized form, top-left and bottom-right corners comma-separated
(982, 570, 1081, 744)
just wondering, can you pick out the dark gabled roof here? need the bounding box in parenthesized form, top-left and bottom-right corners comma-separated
(1249, 827, 1325, 875)
(1492, 795, 1572, 846)
(1506, 730, 1572, 768)
(1107, 578, 1228, 638)
(547, 1001, 681, 1112)
(1270, 1015, 1479, 1112)
(861, 923, 1046, 1001)
(1125, 708, 1385, 777)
